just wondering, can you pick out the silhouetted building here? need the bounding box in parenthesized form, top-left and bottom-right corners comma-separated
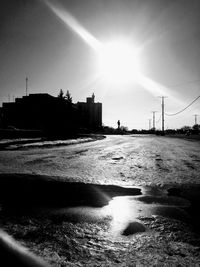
(77, 93, 102, 130)
(1, 93, 102, 133)
(1, 94, 78, 134)
(0, 107, 3, 127)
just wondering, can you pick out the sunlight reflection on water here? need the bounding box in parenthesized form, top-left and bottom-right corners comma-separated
(104, 196, 140, 235)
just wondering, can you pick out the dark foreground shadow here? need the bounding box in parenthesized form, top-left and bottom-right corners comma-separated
(168, 185, 200, 234)
(0, 173, 141, 212)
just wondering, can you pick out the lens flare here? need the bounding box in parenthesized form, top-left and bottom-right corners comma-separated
(98, 41, 141, 84)
(45, 0, 183, 101)
(45, 0, 102, 51)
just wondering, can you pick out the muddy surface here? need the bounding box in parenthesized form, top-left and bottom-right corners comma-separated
(0, 174, 200, 266)
(0, 135, 200, 265)
(0, 135, 200, 187)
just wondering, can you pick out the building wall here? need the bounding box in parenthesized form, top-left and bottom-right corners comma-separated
(1, 93, 102, 132)
(77, 95, 102, 130)
(1, 94, 78, 132)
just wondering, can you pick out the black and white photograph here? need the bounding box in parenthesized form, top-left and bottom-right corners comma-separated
(0, 0, 200, 266)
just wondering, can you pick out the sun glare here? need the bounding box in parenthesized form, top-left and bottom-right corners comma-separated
(98, 41, 140, 84)
(46, 1, 171, 97)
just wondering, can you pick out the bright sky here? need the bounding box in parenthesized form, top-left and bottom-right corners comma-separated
(0, 0, 200, 130)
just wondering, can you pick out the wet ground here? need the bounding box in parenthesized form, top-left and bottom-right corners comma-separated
(0, 174, 200, 266)
(0, 135, 200, 265)
(0, 134, 200, 187)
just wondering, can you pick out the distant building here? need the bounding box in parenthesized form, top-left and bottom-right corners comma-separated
(1, 92, 102, 133)
(77, 93, 102, 130)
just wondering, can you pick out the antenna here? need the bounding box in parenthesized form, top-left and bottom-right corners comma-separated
(26, 77, 28, 96)
(193, 114, 199, 125)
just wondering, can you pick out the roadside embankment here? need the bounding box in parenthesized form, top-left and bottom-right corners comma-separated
(0, 134, 105, 150)
(166, 133, 200, 141)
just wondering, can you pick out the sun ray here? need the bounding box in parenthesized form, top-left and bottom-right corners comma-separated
(137, 74, 169, 96)
(45, 0, 191, 109)
(45, 0, 102, 51)
(137, 74, 194, 110)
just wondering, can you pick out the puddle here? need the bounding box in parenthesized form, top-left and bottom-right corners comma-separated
(30, 192, 192, 237)
(135, 195, 190, 207)
(45, 196, 146, 237)
(1, 174, 200, 237)
(149, 206, 190, 223)
(0, 192, 194, 237)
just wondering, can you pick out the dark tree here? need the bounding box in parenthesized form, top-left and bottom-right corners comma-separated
(65, 90, 72, 103)
(181, 126, 191, 132)
(58, 89, 64, 99)
(192, 124, 200, 133)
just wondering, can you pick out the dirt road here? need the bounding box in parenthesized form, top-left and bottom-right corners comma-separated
(0, 134, 200, 186)
(0, 135, 200, 266)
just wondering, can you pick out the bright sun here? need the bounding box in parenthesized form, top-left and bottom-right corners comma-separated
(98, 41, 140, 84)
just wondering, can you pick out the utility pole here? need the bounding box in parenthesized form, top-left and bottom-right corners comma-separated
(26, 76, 28, 96)
(193, 114, 199, 125)
(149, 119, 151, 130)
(151, 111, 157, 131)
(158, 96, 167, 135)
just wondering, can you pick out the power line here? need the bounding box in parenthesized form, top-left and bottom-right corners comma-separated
(158, 96, 167, 133)
(151, 111, 157, 130)
(165, 95, 200, 116)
